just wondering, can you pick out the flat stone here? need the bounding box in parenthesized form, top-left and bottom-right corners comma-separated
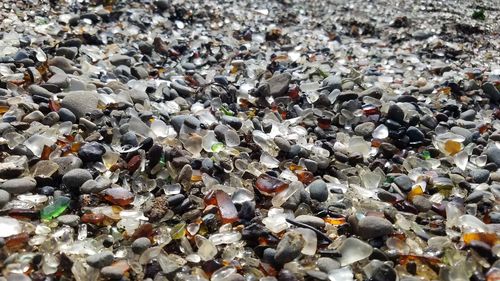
(131, 237, 151, 254)
(317, 257, 340, 273)
(61, 91, 99, 119)
(109, 54, 132, 66)
(295, 215, 325, 228)
(0, 177, 37, 194)
(274, 232, 304, 264)
(357, 216, 393, 239)
(86, 251, 114, 268)
(354, 122, 375, 136)
(62, 168, 92, 191)
(57, 214, 80, 226)
(268, 73, 292, 97)
(0, 189, 11, 208)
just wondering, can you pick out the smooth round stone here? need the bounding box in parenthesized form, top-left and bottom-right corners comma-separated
(295, 215, 325, 228)
(469, 168, 490, 183)
(86, 251, 114, 268)
(420, 115, 437, 129)
(489, 211, 500, 223)
(354, 122, 375, 136)
(306, 270, 328, 280)
(0, 189, 10, 208)
(27, 85, 54, 98)
(367, 261, 397, 281)
(41, 111, 60, 126)
(274, 232, 304, 264)
(486, 146, 500, 166)
(57, 108, 76, 123)
(109, 54, 132, 66)
(52, 155, 83, 175)
(406, 126, 425, 142)
(55, 47, 78, 60)
(22, 111, 44, 123)
(308, 179, 328, 202)
(62, 168, 92, 191)
(61, 91, 99, 119)
(387, 104, 405, 123)
(357, 216, 394, 239)
(57, 214, 80, 227)
(221, 115, 242, 130)
(47, 73, 69, 88)
(394, 175, 412, 192)
(78, 142, 106, 162)
(0, 177, 37, 194)
(460, 109, 476, 121)
(303, 159, 318, 173)
(412, 195, 432, 212)
(131, 66, 149, 79)
(317, 257, 340, 273)
(131, 237, 151, 254)
(274, 136, 291, 152)
(120, 132, 139, 147)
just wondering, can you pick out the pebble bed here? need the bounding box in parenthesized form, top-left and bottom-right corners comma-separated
(0, 0, 499, 280)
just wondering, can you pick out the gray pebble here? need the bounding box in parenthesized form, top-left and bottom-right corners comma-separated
(61, 91, 99, 119)
(58, 108, 77, 123)
(486, 146, 500, 166)
(52, 155, 82, 175)
(274, 232, 304, 264)
(57, 214, 80, 226)
(357, 216, 393, 239)
(354, 122, 375, 136)
(131, 237, 151, 254)
(268, 73, 291, 97)
(412, 195, 432, 212)
(0, 177, 37, 194)
(394, 175, 412, 192)
(308, 179, 328, 202)
(317, 257, 340, 273)
(470, 168, 490, 183)
(295, 215, 325, 228)
(87, 251, 114, 268)
(0, 189, 11, 208)
(62, 168, 92, 191)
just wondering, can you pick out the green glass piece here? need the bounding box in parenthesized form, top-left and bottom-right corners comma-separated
(384, 176, 395, 184)
(170, 222, 186, 240)
(422, 150, 431, 160)
(41, 196, 71, 220)
(211, 142, 224, 153)
(220, 105, 234, 116)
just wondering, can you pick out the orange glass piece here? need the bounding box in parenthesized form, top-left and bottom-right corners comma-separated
(463, 232, 499, 246)
(296, 170, 314, 185)
(288, 164, 303, 171)
(131, 223, 153, 240)
(288, 85, 300, 101)
(0, 105, 9, 114)
(5, 233, 30, 250)
(204, 190, 217, 206)
(103, 188, 134, 207)
(81, 213, 106, 225)
(70, 142, 81, 153)
(324, 217, 346, 225)
(215, 190, 238, 224)
(255, 174, 289, 195)
(444, 140, 461, 155)
(371, 139, 382, 147)
(407, 185, 424, 202)
(41, 145, 53, 160)
(127, 155, 141, 173)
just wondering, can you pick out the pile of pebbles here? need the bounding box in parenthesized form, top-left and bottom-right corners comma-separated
(0, 0, 499, 280)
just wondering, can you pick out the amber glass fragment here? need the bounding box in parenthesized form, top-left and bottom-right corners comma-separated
(295, 170, 314, 185)
(81, 213, 106, 225)
(255, 174, 289, 195)
(324, 217, 346, 225)
(131, 223, 153, 240)
(5, 233, 30, 250)
(462, 232, 499, 246)
(127, 155, 141, 173)
(215, 190, 238, 224)
(103, 188, 134, 206)
(8, 209, 40, 220)
(407, 185, 423, 201)
(41, 145, 53, 160)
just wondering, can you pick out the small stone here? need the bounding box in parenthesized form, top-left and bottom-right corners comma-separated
(406, 126, 425, 142)
(486, 146, 500, 166)
(47, 73, 69, 88)
(308, 179, 328, 202)
(394, 175, 412, 192)
(412, 195, 432, 212)
(86, 251, 114, 268)
(221, 115, 242, 130)
(274, 136, 291, 152)
(460, 109, 476, 121)
(483, 82, 500, 102)
(268, 73, 292, 97)
(41, 112, 60, 126)
(61, 91, 99, 119)
(109, 55, 132, 66)
(121, 132, 139, 147)
(0, 177, 37, 194)
(52, 156, 83, 175)
(58, 108, 77, 123)
(131, 237, 151, 254)
(354, 122, 375, 136)
(274, 232, 304, 264)
(0, 190, 11, 208)
(317, 257, 340, 273)
(57, 214, 80, 226)
(357, 216, 393, 239)
(469, 168, 490, 183)
(387, 104, 405, 123)
(62, 168, 92, 191)
(78, 142, 106, 162)
(295, 215, 325, 228)
(22, 111, 44, 123)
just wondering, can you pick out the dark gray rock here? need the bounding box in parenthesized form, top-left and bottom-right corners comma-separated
(274, 232, 304, 264)
(0, 177, 37, 194)
(470, 168, 490, 183)
(58, 108, 76, 123)
(308, 179, 328, 202)
(357, 216, 393, 239)
(87, 251, 114, 268)
(131, 237, 151, 254)
(61, 91, 99, 119)
(268, 73, 291, 97)
(394, 175, 412, 192)
(486, 146, 500, 166)
(62, 168, 92, 191)
(78, 142, 106, 162)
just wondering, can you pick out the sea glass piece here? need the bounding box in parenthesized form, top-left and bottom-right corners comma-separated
(215, 190, 238, 224)
(338, 238, 373, 266)
(372, 124, 388, 139)
(103, 188, 134, 206)
(41, 196, 70, 220)
(454, 150, 468, 171)
(195, 235, 217, 261)
(255, 173, 289, 195)
(0, 216, 23, 237)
